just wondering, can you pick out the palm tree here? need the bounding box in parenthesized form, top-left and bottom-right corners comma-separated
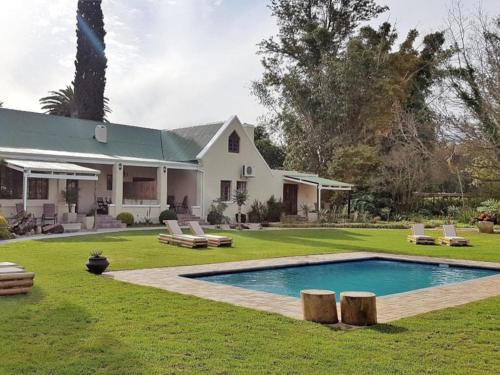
(232, 189, 249, 229)
(40, 85, 74, 117)
(40, 85, 111, 120)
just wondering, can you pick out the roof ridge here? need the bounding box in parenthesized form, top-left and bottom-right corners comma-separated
(0, 107, 158, 132)
(166, 121, 224, 132)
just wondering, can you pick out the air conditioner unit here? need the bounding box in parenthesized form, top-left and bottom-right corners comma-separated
(241, 165, 256, 177)
(95, 125, 107, 143)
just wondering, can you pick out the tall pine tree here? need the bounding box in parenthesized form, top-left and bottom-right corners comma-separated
(72, 0, 107, 121)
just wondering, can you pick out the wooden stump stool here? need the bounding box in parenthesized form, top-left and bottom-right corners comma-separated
(301, 289, 338, 324)
(340, 292, 377, 326)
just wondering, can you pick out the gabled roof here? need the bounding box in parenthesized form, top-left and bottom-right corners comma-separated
(161, 122, 224, 162)
(0, 108, 164, 161)
(0, 108, 225, 164)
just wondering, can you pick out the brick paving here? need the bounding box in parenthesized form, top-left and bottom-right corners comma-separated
(106, 252, 500, 323)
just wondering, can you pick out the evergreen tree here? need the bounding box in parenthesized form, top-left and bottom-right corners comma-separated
(72, 0, 108, 121)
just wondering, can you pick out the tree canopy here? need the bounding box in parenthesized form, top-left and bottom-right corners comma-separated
(72, 0, 108, 121)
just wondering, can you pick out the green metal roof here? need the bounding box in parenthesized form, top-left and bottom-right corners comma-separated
(286, 175, 353, 189)
(0, 108, 224, 163)
(161, 122, 224, 162)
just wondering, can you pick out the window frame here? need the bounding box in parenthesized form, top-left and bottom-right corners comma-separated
(28, 178, 49, 200)
(236, 180, 247, 193)
(220, 180, 232, 202)
(228, 130, 240, 153)
(0, 165, 23, 199)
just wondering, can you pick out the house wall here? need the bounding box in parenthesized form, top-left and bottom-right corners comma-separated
(200, 117, 283, 222)
(167, 169, 198, 210)
(77, 164, 113, 215)
(0, 179, 62, 219)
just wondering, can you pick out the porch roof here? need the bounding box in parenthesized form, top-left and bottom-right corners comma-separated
(284, 175, 353, 191)
(5, 159, 100, 180)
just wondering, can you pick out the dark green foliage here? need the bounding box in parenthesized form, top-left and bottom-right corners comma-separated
(254, 126, 285, 169)
(0, 214, 13, 240)
(72, 0, 108, 121)
(40, 84, 110, 119)
(265, 195, 284, 222)
(207, 199, 228, 225)
(117, 212, 134, 226)
(159, 209, 177, 223)
(247, 199, 267, 223)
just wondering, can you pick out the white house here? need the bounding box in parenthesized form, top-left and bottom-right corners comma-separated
(0, 108, 352, 227)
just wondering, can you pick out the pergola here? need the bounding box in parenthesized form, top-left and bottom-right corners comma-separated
(284, 175, 354, 213)
(5, 159, 100, 211)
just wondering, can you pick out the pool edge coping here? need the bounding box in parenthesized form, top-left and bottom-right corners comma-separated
(105, 252, 500, 324)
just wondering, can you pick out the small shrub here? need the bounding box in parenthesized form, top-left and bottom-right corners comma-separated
(265, 195, 284, 222)
(117, 212, 134, 226)
(247, 200, 267, 223)
(159, 209, 177, 223)
(89, 250, 103, 258)
(0, 215, 13, 240)
(207, 199, 228, 225)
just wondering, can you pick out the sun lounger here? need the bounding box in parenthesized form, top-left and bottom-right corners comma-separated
(188, 221, 232, 247)
(0, 265, 35, 296)
(438, 225, 470, 246)
(159, 220, 208, 249)
(407, 224, 435, 245)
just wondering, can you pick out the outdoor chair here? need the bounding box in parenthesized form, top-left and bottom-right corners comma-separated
(438, 225, 470, 246)
(158, 220, 208, 248)
(96, 197, 109, 215)
(407, 224, 435, 245)
(188, 221, 232, 247)
(41, 204, 58, 225)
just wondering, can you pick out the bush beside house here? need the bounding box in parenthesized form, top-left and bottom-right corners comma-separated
(116, 212, 134, 226)
(159, 209, 177, 223)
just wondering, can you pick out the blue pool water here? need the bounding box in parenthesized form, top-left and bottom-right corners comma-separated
(192, 259, 498, 300)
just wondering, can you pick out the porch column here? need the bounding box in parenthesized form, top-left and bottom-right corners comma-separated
(196, 170, 204, 217)
(112, 163, 123, 214)
(158, 166, 168, 211)
(22, 172, 28, 211)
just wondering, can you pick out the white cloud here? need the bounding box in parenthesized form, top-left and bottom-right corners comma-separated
(1, 0, 498, 129)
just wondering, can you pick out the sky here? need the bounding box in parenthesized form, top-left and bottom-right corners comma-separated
(0, 0, 498, 129)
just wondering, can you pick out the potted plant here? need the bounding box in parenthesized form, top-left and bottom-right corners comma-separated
(475, 199, 499, 234)
(233, 189, 249, 230)
(476, 213, 494, 234)
(84, 209, 95, 230)
(86, 250, 109, 275)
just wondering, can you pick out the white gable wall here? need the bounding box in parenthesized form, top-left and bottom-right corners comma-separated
(199, 116, 283, 221)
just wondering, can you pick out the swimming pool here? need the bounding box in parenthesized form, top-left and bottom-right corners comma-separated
(193, 259, 499, 300)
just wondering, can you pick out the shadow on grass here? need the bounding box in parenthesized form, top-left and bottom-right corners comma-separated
(367, 323, 408, 334)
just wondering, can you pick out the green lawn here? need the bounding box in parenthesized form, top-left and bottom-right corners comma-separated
(0, 228, 499, 374)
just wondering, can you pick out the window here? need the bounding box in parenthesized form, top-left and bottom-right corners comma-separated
(0, 165, 22, 199)
(28, 179, 49, 200)
(107, 174, 113, 191)
(220, 180, 231, 201)
(236, 181, 247, 192)
(228, 131, 240, 153)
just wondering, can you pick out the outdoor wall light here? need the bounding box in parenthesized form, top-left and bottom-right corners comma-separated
(163, 166, 167, 173)
(118, 163, 122, 171)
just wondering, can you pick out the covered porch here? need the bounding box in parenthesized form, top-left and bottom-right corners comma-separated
(283, 175, 353, 221)
(0, 157, 203, 226)
(0, 159, 100, 221)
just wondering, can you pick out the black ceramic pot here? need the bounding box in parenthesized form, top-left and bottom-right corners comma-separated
(86, 256, 109, 275)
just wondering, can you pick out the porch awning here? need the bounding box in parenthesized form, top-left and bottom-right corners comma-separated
(284, 175, 353, 191)
(5, 159, 100, 181)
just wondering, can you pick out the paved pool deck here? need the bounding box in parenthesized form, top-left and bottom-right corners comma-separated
(106, 252, 500, 324)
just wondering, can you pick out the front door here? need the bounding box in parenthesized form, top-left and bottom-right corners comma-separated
(283, 184, 298, 215)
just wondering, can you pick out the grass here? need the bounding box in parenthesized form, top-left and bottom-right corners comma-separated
(0, 228, 499, 374)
